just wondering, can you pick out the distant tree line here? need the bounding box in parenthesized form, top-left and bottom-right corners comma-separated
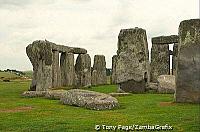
(4, 69, 25, 76)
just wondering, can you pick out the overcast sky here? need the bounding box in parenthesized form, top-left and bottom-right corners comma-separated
(0, 0, 199, 71)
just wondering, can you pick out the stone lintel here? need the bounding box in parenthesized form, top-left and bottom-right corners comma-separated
(152, 35, 178, 44)
(31, 40, 87, 54)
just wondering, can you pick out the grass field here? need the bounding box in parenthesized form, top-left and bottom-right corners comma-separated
(0, 72, 19, 79)
(0, 81, 199, 132)
(23, 71, 33, 78)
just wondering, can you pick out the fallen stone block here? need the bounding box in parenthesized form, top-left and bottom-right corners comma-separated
(157, 75, 175, 94)
(22, 91, 47, 97)
(60, 89, 119, 110)
(45, 90, 67, 100)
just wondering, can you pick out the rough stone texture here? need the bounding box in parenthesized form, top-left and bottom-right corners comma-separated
(152, 35, 178, 44)
(45, 90, 67, 100)
(22, 90, 66, 100)
(157, 75, 175, 94)
(116, 28, 149, 93)
(60, 89, 119, 110)
(146, 82, 158, 91)
(26, 40, 87, 91)
(151, 35, 179, 81)
(75, 54, 91, 87)
(22, 91, 46, 97)
(60, 53, 75, 87)
(150, 44, 169, 82)
(91, 70, 97, 85)
(172, 43, 178, 75)
(52, 50, 61, 88)
(26, 40, 53, 91)
(176, 19, 200, 103)
(49, 40, 87, 54)
(68, 47, 87, 54)
(111, 55, 117, 84)
(92, 55, 107, 85)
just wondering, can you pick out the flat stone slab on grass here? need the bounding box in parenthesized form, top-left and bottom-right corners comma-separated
(22, 91, 47, 97)
(22, 90, 67, 100)
(60, 89, 119, 110)
(45, 90, 67, 100)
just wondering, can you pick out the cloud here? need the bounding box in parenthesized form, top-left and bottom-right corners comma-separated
(0, 0, 198, 71)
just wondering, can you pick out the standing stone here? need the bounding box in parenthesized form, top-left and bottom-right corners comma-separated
(52, 50, 61, 88)
(75, 54, 91, 87)
(111, 55, 117, 84)
(26, 40, 53, 91)
(172, 43, 178, 75)
(176, 19, 200, 103)
(92, 55, 107, 86)
(116, 28, 149, 93)
(150, 44, 169, 82)
(60, 52, 75, 87)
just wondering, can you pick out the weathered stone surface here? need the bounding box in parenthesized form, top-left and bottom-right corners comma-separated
(150, 44, 169, 82)
(152, 35, 178, 44)
(92, 55, 107, 85)
(22, 90, 67, 99)
(52, 50, 61, 88)
(26, 40, 88, 91)
(60, 53, 75, 87)
(75, 54, 91, 87)
(45, 90, 67, 100)
(176, 19, 200, 103)
(49, 41, 87, 54)
(119, 79, 146, 93)
(91, 70, 97, 85)
(26, 40, 53, 91)
(116, 28, 149, 93)
(22, 91, 46, 97)
(172, 43, 178, 75)
(68, 47, 87, 54)
(157, 75, 175, 94)
(146, 82, 158, 91)
(60, 89, 119, 110)
(111, 55, 117, 84)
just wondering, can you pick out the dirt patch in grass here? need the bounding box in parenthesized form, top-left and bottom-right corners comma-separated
(0, 106, 33, 113)
(159, 102, 176, 106)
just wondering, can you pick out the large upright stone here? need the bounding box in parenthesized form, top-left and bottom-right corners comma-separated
(151, 35, 178, 82)
(116, 28, 149, 93)
(60, 52, 75, 87)
(92, 55, 107, 86)
(52, 50, 61, 88)
(111, 55, 117, 84)
(176, 19, 200, 103)
(26, 40, 53, 91)
(75, 54, 91, 87)
(150, 44, 169, 82)
(172, 43, 178, 75)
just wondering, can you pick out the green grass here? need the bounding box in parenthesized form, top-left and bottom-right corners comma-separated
(0, 72, 19, 79)
(0, 81, 199, 132)
(85, 85, 117, 93)
(23, 70, 33, 78)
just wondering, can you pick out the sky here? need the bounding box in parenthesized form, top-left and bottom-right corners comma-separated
(0, 0, 199, 71)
